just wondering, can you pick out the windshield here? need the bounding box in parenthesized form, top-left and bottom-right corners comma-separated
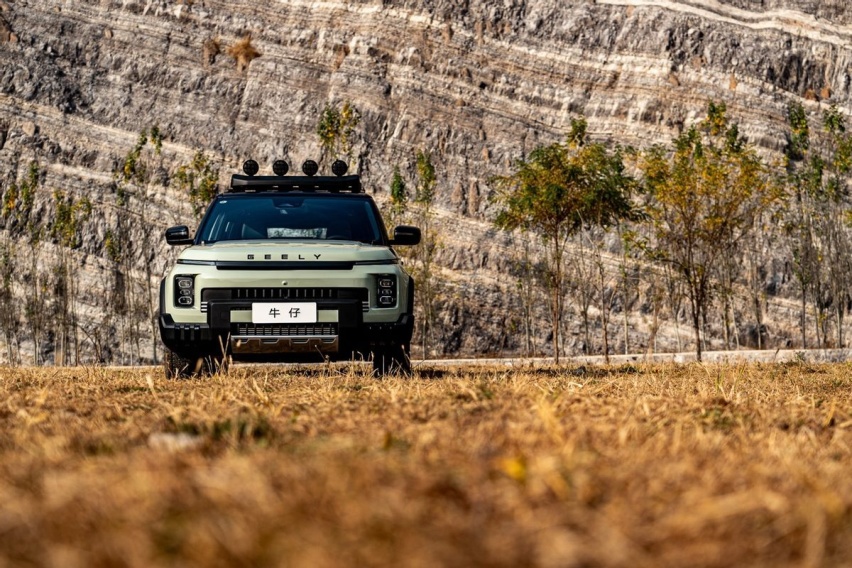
(196, 195, 386, 244)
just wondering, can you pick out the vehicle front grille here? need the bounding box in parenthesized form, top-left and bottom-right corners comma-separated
(233, 323, 339, 337)
(201, 288, 369, 313)
(205, 287, 367, 301)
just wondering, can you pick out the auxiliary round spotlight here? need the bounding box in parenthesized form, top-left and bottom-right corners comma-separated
(302, 159, 319, 177)
(242, 159, 259, 177)
(331, 160, 349, 177)
(272, 160, 289, 176)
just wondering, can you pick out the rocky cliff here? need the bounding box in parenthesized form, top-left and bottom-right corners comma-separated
(0, 0, 850, 363)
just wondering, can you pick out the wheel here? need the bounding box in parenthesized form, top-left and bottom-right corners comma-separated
(164, 349, 230, 379)
(164, 349, 201, 379)
(372, 345, 411, 377)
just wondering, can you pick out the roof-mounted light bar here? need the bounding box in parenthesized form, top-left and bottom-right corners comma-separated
(230, 159, 362, 193)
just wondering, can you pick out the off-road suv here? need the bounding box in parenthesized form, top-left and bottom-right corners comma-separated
(159, 159, 420, 377)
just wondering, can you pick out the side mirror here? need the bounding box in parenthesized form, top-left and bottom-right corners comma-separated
(165, 225, 194, 246)
(389, 225, 421, 246)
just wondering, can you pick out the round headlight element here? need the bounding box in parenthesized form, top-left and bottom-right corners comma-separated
(302, 160, 319, 177)
(242, 159, 259, 176)
(273, 160, 289, 176)
(331, 160, 349, 177)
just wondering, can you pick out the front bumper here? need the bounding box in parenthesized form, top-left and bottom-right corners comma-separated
(159, 261, 415, 361)
(159, 310, 414, 361)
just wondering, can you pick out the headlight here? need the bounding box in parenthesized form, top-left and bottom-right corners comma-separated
(174, 275, 196, 308)
(376, 274, 397, 307)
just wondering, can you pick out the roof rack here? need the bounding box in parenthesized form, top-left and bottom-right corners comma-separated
(229, 174, 363, 193)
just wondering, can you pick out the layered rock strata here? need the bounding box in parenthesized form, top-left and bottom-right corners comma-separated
(0, 0, 850, 361)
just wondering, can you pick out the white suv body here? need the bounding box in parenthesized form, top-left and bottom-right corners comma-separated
(159, 166, 419, 376)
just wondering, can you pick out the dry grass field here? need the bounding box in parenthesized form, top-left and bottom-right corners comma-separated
(1, 361, 851, 568)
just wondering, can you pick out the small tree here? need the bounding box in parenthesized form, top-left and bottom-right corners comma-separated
(386, 165, 408, 227)
(0, 242, 15, 364)
(50, 190, 92, 365)
(491, 118, 636, 363)
(782, 102, 817, 347)
(410, 150, 442, 357)
(783, 102, 852, 348)
(111, 127, 164, 364)
(174, 151, 220, 220)
(586, 225, 619, 362)
(508, 234, 543, 357)
(1, 161, 49, 363)
(819, 105, 852, 346)
(617, 227, 644, 355)
(642, 102, 774, 360)
(316, 101, 361, 163)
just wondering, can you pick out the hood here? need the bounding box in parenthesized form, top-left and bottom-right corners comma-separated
(178, 240, 397, 264)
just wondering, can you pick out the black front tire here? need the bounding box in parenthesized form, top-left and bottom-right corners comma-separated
(164, 349, 230, 379)
(372, 345, 411, 377)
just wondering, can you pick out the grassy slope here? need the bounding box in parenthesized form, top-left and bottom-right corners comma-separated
(1, 363, 851, 567)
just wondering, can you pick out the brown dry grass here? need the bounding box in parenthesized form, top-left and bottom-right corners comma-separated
(1, 362, 851, 568)
(226, 34, 260, 73)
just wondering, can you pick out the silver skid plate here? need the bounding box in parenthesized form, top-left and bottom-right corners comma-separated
(230, 336, 339, 354)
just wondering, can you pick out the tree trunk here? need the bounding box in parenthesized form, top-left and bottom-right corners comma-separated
(837, 307, 843, 349)
(619, 225, 630, 356)
(599, 259, 610, 364)
(551, 237, 562, 364)
(801, 286, 807, 349)
(693, 310, 703, 362)
(690, 278, 704, 362)
(552, 277, 560, 364)
(623, 284, 629, 356)
(731, 302, 740, 350)
(551, 286, 560, 364)
(722, 297, 731, 350)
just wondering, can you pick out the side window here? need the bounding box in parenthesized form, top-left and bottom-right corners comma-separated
(198, 209, 227, 243)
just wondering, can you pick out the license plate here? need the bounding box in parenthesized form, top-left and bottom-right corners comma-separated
(252, 303, 317, 324)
